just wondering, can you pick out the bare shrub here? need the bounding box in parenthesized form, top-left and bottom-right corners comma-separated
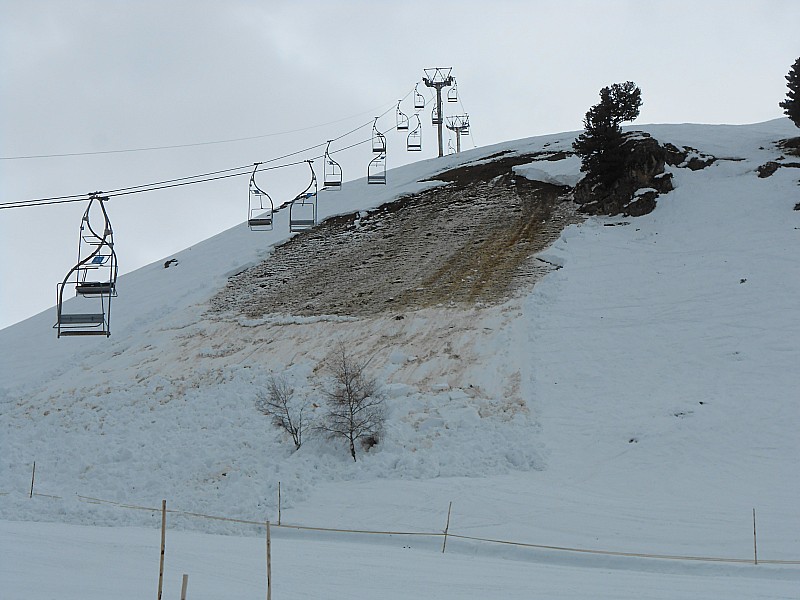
(256, 375, 308, 450)
(318, 343, 385, 462)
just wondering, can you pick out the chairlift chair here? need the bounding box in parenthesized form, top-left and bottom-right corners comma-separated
(447, 138, 456, 155)
(431, 105, 442, 126)
(407, 114, 422, 152)
(55, 194, 117, 338)
(396, 101, 409, 131)
(367, 153, 386, 185)
(323, 141, 343, 189)
(447, 79, 458, 103)
(413, 84, 425, 110)
(289, 161, 318, 232)
(248, 164, 274, 230)
(371, 117, 386, 153)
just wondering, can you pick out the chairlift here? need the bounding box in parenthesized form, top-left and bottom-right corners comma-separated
(368, 153, 386, 185)
(248, 164, 274, 230)
(407, 113, 422, 152)
(323, 141, 343, 189)
(431, 104, 442, 126)
(371, 117, 386, 153)
(289, 160, 318, 232)
(447, 78, 458, 103)
(447, 138, 456, 155)
(55, 194, 117, 338)
(413, 83, 425, 110)
(396, 100, 409, 131)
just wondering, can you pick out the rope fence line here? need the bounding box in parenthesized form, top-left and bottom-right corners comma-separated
(8, 490, 798, 566)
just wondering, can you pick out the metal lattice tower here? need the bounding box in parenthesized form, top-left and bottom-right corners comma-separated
(422, 67, 454, 157)
(445, 115, 470, 153)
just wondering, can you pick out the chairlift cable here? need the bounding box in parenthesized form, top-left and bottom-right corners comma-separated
(0, 102, 398, 161)
(0, 89, 411, 210)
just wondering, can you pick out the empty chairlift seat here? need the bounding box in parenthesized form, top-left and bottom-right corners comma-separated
(368, 153, 386, 184)
(371, 117, 386, 154)
(407, 114, 422, 152)
(323, 141, 342, 189)
(248, 164, 274, 230)
(55, 194, 116, 338)
(447, 79, 458, 103)
(289, 161, 318, 231)
(396, 101, 409, 131)
(413, 83, 425, 110)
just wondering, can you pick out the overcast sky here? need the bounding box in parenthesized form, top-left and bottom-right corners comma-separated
(1, 0, 798, 331)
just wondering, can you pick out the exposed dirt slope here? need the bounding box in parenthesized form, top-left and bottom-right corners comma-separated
(210, 153, 582, 318)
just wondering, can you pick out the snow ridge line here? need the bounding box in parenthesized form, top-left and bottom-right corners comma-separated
(33, 493, 792, 566)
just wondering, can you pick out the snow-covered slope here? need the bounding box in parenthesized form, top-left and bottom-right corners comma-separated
(1, 119, 799, 598)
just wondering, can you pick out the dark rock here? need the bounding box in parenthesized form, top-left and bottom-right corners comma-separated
(574, 133, 673, 217)
(757, 162, 781, 178)
(777, 137, 800, 157)
(664, 143, 716, 170)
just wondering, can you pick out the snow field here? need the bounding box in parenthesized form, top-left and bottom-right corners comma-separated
(2, 119, 800, 598)
(2, 520, 797, 600)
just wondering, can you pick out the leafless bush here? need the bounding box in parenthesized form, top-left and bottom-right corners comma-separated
(318, 343, 385, 462)
(256, 374, 308, 450)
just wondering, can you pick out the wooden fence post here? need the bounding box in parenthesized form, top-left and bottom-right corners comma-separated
(157, 500, 166, 600)
(180, 574, 189, 600)
(29, 461, 36, 498)
(266, 521, 272, 600)
(753, 508, 758, 565)
(442, 501, 452, 553)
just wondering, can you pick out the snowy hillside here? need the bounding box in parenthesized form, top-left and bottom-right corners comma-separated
(2, 119, 799, 599)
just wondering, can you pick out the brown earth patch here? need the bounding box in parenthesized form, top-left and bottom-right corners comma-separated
(210, 154, 582, 319)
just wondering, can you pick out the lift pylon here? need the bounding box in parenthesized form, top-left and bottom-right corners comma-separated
(423, 67, 454, 157)
(445, 114, 470, 153)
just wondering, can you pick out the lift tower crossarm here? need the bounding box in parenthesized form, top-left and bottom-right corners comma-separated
(423, 67, 454, 158)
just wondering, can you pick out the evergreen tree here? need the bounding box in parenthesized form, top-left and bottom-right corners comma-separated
(573, 82, 642, 185)
(779, 57, 800, 128)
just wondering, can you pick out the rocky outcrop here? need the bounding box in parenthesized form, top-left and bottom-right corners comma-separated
(573, 132, 674, 217)
(759, 137, 800, 178)
(777, 136, 800, 157)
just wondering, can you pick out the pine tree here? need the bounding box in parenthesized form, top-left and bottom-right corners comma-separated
(779, 57, 800, 128)
(573, 82, 642, 185)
